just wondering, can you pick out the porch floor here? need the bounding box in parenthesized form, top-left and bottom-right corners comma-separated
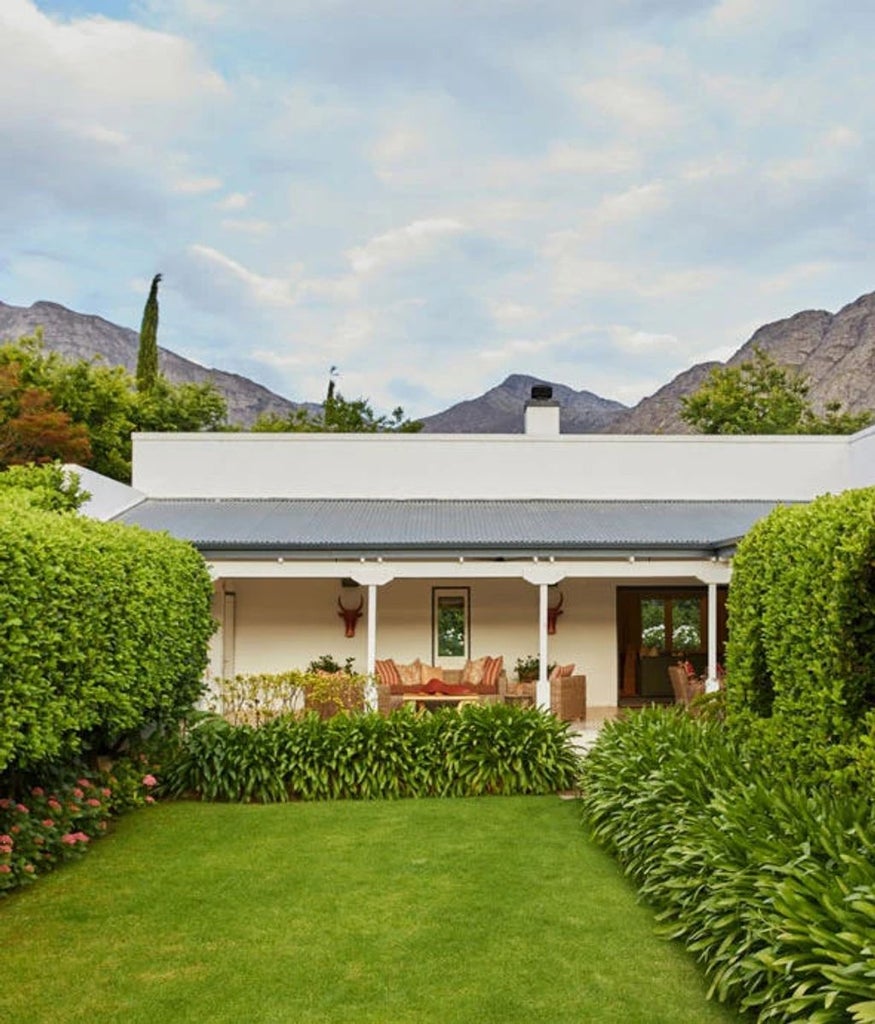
(567, 705, 620, 754)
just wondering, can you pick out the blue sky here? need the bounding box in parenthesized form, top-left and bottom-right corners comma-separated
(2, 0, 874, 418)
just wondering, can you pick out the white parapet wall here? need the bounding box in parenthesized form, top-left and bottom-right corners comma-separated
(132, 431, 852, 502)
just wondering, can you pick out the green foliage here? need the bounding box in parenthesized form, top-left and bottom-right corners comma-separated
(515, 655, 556, 681)
(251, 369, 422, 433)
(306, 653, 356, 674)
(0, 504, 215, 773)
(681, 346, 873, 435)
(0, 462, 89, 511)
(136, 273, 161, 392)
(0, 332, 227, 481)
(580, 709, 875, 1023)
(164, 703, 580, 802)
(726, 488, 875, 735)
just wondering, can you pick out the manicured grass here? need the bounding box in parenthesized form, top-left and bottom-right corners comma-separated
(0, 797, 743, 1023)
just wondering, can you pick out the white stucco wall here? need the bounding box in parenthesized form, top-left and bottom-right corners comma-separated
(848, 424, 875, 488)
(132, 431, 852, 502)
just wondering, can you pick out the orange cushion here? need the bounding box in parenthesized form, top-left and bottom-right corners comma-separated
(549, 663, 575, 682)
(479, 655, 503, 694)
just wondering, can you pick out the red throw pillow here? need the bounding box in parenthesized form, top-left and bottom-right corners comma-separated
(441, 682, 475, 695)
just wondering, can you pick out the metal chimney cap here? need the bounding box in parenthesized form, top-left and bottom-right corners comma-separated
(530, 385, 553, 400)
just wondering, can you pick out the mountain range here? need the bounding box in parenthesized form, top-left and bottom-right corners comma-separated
(2, 290, 875, 432)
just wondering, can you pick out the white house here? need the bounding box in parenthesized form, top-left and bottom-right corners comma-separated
(90, 391, 875, 715)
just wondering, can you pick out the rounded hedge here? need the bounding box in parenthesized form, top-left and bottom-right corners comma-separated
(0, 503, 215, 772)
(726, 487, 875, 733)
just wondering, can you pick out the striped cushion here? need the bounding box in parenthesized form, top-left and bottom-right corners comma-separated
(549, 663, 575, 682)
(375, 659, 402, 693)
(479, 655, 503, 694)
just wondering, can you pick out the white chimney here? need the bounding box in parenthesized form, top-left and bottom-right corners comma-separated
(524, 385, 560, 435)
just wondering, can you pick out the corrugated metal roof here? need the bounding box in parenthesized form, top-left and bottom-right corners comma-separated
(112, 498, 785, 554)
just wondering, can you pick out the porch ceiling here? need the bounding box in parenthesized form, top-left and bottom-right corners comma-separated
(112, 498, 786, 557)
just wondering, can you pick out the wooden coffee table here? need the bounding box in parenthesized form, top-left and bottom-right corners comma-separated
(400, 693, 480, 710)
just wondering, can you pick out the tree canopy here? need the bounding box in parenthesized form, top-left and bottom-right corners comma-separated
(680, 347, 873, 435)
(136, 273, 161, 392)
(0, 333, 227, 481)
(251, 370, 422, 433)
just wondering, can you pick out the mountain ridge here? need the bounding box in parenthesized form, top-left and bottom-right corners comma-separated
(2, 289, 875, 433)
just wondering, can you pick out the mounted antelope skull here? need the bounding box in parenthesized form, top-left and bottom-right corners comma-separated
(547, 590, 564, 635)
(337, 594, 364, 638)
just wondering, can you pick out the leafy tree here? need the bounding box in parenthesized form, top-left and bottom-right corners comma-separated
(136, 273, 161, 392)
(251, 369, 422, 433)
(0, 332, 227, 481)
(135, 376, 227, 433)
(681, 346, 873, 435)
(0, 363, 92, 467)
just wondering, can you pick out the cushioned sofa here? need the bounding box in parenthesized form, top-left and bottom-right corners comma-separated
(374, 656, 506, 715)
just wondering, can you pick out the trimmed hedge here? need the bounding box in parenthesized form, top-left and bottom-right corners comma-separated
(580, 709, 875, 1024)
(727, 488, 875, 733)
(164, 703, 581, 802)
(0, 503, 215, 772)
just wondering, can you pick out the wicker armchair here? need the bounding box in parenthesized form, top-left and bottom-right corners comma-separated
(549, 674, 586, 721)
(667, 665, 705, 706)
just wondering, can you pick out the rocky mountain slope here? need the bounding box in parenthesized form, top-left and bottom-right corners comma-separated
(615, 291, 875, 433)
(418, 373, 628, 433)
(0, 300, 301, 427)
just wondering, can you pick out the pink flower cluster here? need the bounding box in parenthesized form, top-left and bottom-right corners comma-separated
(61, 832, 90, 846)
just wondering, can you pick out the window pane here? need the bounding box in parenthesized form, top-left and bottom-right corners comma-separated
(640, 597, 665, 651)
(672, 597, 701, 651)
(437, 597, 466, 657)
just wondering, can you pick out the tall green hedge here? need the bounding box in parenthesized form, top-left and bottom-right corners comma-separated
(0, 504, 215, 772)
(727, 488, 875, 732)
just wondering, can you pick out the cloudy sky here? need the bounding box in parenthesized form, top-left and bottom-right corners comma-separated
(1, 0, 874, 418)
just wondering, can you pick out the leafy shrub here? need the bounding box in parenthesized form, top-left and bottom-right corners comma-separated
(727, 488, 875, 733)
(164, 703, 580, 803)
(213, 669, 368, 725)
(0, 503, 215, 772)
(580, 709, 875, 1023)
(214, 672, 306, 726)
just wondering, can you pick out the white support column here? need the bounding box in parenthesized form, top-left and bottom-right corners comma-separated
(706, 582, 718, 693)
(365, 583, 378, 711)
(221, 589, 236, 681)
(537, 583, 550, 709)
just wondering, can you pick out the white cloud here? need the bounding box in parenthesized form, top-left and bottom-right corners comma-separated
(575, 77, 682, 133)
(220, 218, 273, 235)
(173, 176, 223, 195)
(346, 218, 467, 275)
(188, 244, 301, 307)
(216, 192, 253, 211)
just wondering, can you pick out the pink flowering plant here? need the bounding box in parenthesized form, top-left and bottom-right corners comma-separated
(0, 756, 162, 896)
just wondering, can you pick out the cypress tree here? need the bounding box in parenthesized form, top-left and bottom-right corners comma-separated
(136, 273, 162, 392)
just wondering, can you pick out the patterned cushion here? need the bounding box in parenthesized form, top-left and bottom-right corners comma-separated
(461, 656, 489, 687)
(420, 663, 444, 686)
(479, 655, 503, 694)
(549, 663, 575, 682)
(396, 659, 423, 689)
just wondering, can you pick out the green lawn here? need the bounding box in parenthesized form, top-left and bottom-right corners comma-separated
(0, 797, 744, 1023)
